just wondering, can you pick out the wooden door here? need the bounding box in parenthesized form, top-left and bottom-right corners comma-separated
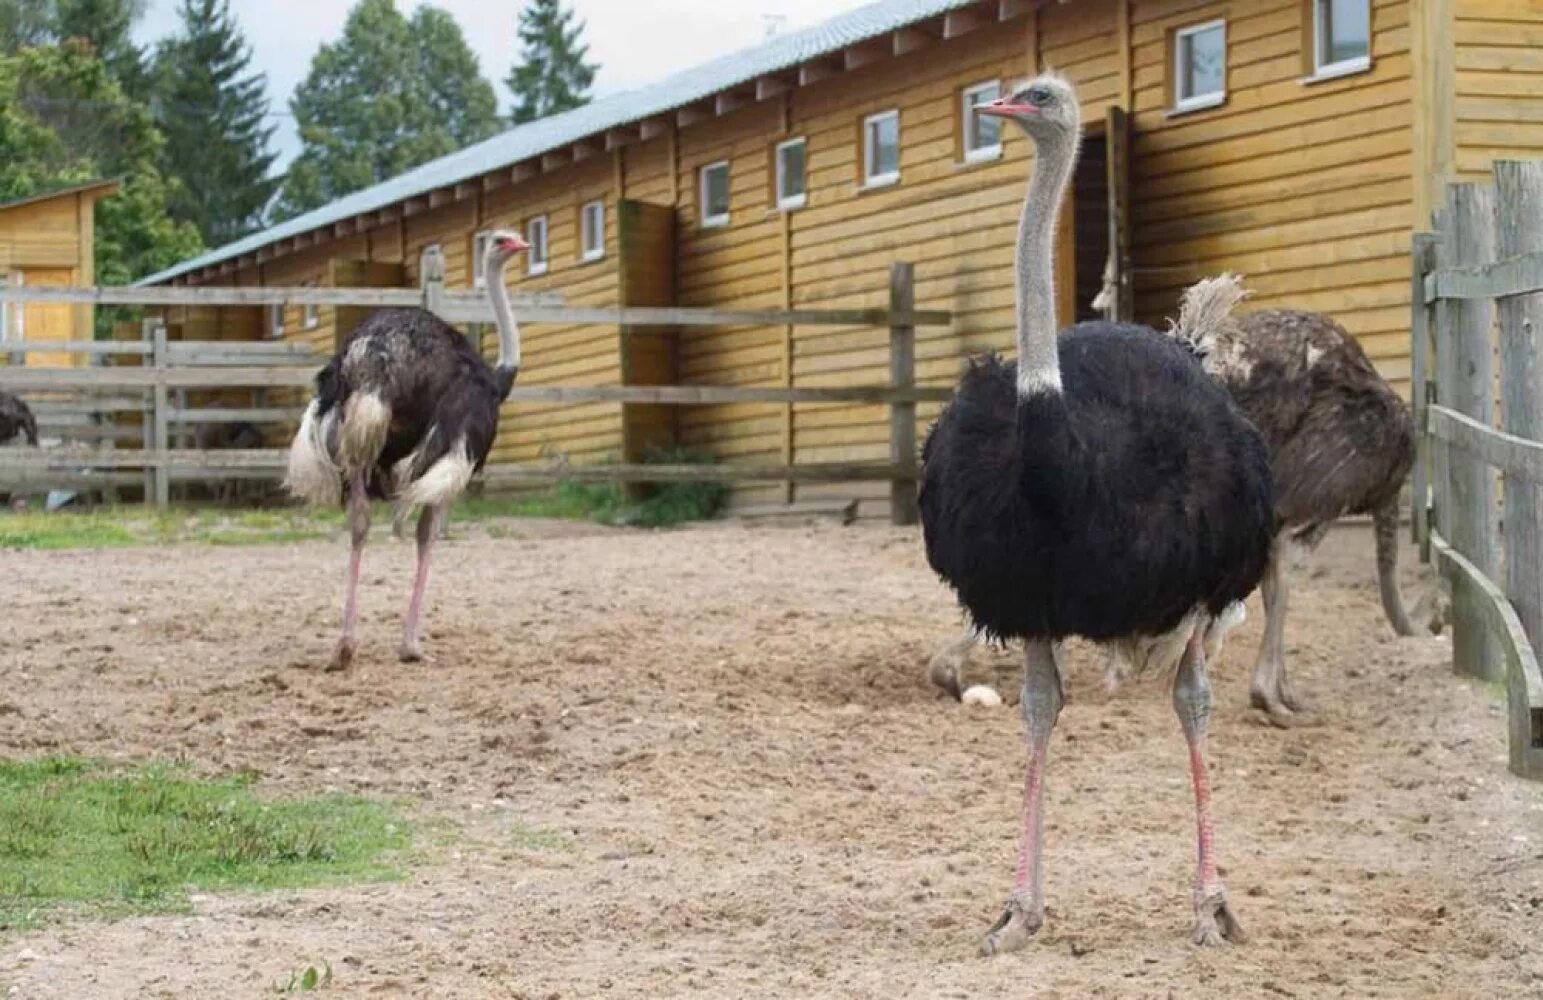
(1103, 106, 1133, 322)
(21, 267, 76, 367)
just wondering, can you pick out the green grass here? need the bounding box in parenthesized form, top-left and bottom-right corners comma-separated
(0, 757, 410, 933)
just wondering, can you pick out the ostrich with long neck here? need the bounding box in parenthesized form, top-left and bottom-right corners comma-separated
(919, 76, 1274, 953)
(286, 229, 528, 669)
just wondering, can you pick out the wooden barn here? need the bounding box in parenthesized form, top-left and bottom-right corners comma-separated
(1, 179, 120, 367)
(138, 0, 1543, 513)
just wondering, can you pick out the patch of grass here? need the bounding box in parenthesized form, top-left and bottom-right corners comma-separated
(275, 960, 334, 993)
(0, 758, 409, 933)
(476, 447, 727, 529)
(0, 506, 337, 551)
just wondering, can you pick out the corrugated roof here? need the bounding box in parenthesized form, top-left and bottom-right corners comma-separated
(139, 0, 983, 286)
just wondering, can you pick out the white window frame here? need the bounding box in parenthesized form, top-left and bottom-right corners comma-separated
(471, 230, 492, 288)
(1310, 0, 1372, 81)
(1172, 19, 1227, 113)
(774, 137, 807, 211)
(526, 216, 549, 276)
(580, 200, 605, 262)
(267, 301, 283, 340)
(961, 82, 1003, 163)
(301, 282, 320, 330)
(862, 109, 901, 189)
(1, 272, 20, 342)
(699, 160, 730, 228)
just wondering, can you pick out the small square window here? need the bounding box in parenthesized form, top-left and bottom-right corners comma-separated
(962, 82, 1002, 162)
(526, 216, 549, 276)
(863, 110, 900, 188)
(580, 200, 605, 261)
(471, 231, 492, 288)
(774, 137, 807, 211)
(1173, 20, 1226, 112)
(1312, 0, 1371, 77)
(700, 160, 730, 228)
(302, 297, 319, 331)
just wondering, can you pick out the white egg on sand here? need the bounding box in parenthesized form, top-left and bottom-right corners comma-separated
(960, 684, 1004, 708)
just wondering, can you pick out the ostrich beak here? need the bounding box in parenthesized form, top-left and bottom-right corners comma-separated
(497, 236, 530, 253)
(978, 98, 1037, 119)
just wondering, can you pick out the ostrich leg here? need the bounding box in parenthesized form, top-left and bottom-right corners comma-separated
(1175, 626, 1245, 946)
(398, 503, 444, 663)
(928, 627, 978, 699)
(1249, 534, 1309, 724)
(980, 638, 1063, 956)
(332, 471, 371, 670)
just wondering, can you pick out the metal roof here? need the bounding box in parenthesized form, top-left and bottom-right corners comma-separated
(138, 0, 988, 286)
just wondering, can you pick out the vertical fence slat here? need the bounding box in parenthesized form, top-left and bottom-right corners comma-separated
(1431, 207, 1453, 565)
(151, 326, 170, 507)
(888, 261, 919, 526)
(1443, 183, 1503, 682)
(1410, 233, 1438, 551)
(1493, 161, 1543, 770)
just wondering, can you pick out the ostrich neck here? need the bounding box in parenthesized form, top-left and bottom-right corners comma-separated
(1015, 131, 1078, 398)
(484, 253, 521, 377)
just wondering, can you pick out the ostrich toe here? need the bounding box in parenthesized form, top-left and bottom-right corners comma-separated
(927, 635, 973, 700)
(1192, 889, 1246, 947)
(1250, 665, 1315, 727)
(978, 892, 1043, 957)
(329, 638, 356, 672)
(397, 641, 424, 663)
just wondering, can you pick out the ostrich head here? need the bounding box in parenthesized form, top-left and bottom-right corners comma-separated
(485, 228, 530, 269)
(978, 73, 1081, 142)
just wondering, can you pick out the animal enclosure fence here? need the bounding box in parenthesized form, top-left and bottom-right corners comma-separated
(1411, 159, 1543, 781)
(0, 255, 952, 523)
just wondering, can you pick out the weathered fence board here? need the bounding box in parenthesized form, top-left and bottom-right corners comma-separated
(1428, 247, 1543, 302)
(888, 262, 920, 525)
(481, 462, 901, 484)
(1426, 406, 1543, 481)
(1410, 233, 1438, 548)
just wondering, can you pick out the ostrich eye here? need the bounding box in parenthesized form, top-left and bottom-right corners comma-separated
(1026, 86, 1052, 106)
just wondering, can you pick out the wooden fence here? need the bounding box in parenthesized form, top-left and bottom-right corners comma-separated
(1411, 159, 1543, 781)
(0, 255, 953, 523)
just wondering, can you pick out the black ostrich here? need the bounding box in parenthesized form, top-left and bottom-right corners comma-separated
(1168, 275, 1420, 722)
(285, 229, 528, 669)
(918, 75, 1274, 954)
(0, 390, 38, 447)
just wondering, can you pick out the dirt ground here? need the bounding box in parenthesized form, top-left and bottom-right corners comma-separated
(1, 518, 1540, 999)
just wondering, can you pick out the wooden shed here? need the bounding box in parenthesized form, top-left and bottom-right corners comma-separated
(0, 179, 120, 367)
(138, 0, 1543, 514)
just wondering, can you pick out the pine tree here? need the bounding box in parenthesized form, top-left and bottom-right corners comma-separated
(505, 0, 596, 125)
(52, 0, 150, 98)
(153, 0, 278, 245)
(275, 0, 498, 219)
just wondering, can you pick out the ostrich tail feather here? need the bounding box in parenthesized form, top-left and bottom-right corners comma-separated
(1167, 273, 1249, 372)
(284, 400, 342, 505)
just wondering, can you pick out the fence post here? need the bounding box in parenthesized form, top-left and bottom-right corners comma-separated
(1493, 161, 1543, 755)
(1442, 183, 1503, 682)
(150, 324, 171, 507)
(420, 245, 446, 318)
(1409, 233, 1438, 554)
(888, 261, 919, 526)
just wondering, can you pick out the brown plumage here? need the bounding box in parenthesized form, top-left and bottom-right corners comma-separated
(1173, 275, 1418, 723)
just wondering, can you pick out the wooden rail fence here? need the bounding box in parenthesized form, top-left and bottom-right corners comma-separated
(1411, 159, 1543, 781)
(0, 255, 953, 523)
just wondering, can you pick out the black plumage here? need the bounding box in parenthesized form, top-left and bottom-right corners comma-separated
(920, 324, 1275, 648)
(0, 390, 38, 446)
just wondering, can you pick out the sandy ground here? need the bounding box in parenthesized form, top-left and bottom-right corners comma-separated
(0, 518, 1540, 999)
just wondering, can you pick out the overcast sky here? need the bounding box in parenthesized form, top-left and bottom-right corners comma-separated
(133, 0, 873, 168)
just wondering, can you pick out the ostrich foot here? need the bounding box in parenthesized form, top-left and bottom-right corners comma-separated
(978, 892, 1043, 957)
(927, 634, 973, 700)
(1249, 671, 1314, 728)
(397, 641, 424, 664)
(1191, 889, 1246, 947)
(328, 638, 356, 672)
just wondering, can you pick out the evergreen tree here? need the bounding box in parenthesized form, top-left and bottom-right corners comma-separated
(275, 0, 498, 220)
(153, 0, 277, 245)
(52, 0, 149, 97)
(505, 0, 596, 125)
(0, 0, 56, 51)
(0, 41, 202, 285)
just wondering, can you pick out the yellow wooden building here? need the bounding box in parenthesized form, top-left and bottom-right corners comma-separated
(0, 179, 120, 367)
(138, 0, 1543, 513)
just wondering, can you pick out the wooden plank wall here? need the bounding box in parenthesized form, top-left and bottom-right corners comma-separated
(1453, 0, 1543, 183)
(1129, 0, 1416, 396)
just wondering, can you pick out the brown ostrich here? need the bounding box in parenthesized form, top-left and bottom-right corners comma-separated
(929, 275, 1421, 726)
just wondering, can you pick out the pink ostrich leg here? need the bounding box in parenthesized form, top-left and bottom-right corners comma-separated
(1174, 625, 1246, 946)
(980, 638, 1063, 956)
(331, 471, 371, 670)
(398, 503, 443, 662)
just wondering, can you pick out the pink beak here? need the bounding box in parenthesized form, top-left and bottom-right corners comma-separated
(497, 236, 530, 253)
(977, 97, 1037, 119)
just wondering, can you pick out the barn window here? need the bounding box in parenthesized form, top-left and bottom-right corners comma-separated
(526, 215, 549, 276)
(1172, 20, 1227, 112)
(863, 109, 900, 188)
(962, 82, 1002, 162)
(1, 272, 20, 342)
(267, 302, 283, 340)
(302, 282, 320, 330)
(774, 137, 807, 211)
(580, 200, 605, 261)
(700, 160, 730, 228)
(471, 230, 492, 288)
(1310, 0, 1371, 78)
